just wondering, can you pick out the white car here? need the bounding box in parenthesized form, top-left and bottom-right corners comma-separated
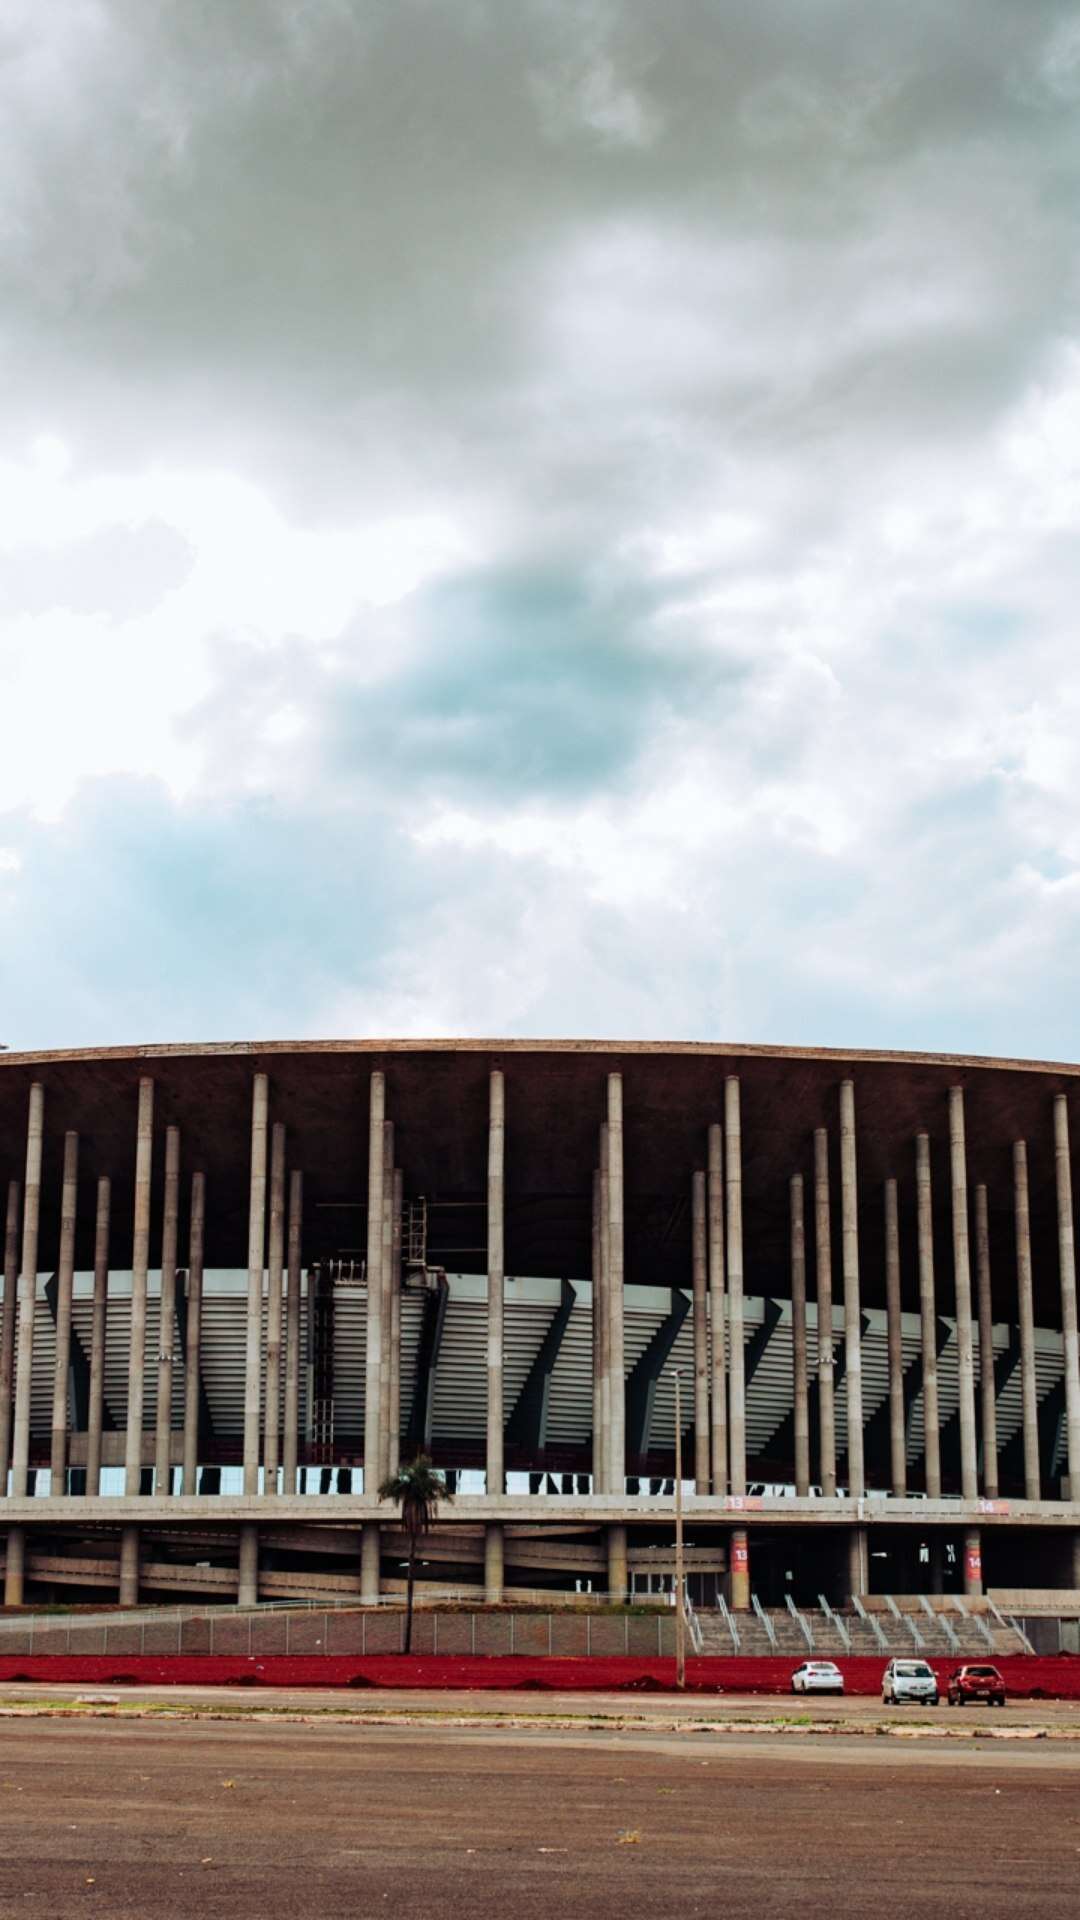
(791, 1660, 845, 1695)
(882, 1658, 939, 1706)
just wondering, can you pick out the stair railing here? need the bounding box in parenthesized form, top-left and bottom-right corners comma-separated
(718, 1593, 741, 1653)
(920, 1592, 959, 1651)
(885, 1593, 924, 1649)
(852, 1592, 889, 1651)
(751, 1592, 778, 1650)
(819, 1594, 851, 1651)
(684, 1591, 704, 1655)
(987, 1597, 1033, 1654)
(785, 1592, 815, 1650)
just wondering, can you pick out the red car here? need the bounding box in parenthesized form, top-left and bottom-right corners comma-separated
(946, 1663, 1006, 1707)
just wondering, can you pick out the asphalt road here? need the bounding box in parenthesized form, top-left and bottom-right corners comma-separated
(0, 1714, 1078, 1919)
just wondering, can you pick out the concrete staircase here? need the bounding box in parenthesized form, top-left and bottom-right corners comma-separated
(696, 1597, 1030, 1659)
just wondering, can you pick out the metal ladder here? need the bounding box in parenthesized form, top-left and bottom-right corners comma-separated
(819, 1593, 851, 1652)
(752, 1593, 778, 1650)
(786, 1593, 815, 1650)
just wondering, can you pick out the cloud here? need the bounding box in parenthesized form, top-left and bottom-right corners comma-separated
(3, 1, 1080, 1057)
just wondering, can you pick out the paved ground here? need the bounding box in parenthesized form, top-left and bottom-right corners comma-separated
(1, 1679, 1080, 1731)
(0, 1708, 1079, 1917)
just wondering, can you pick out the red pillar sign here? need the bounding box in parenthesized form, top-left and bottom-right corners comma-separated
(964, 1541, 982, 1585)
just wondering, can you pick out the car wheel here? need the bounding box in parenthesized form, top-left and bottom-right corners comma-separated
(929, 1694, 939, 1707)
(791, 1682, 799, 1694)
(994, 1696, 1005, 1708)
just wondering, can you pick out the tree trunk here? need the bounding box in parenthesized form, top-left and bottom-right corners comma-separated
(405, 1533, 416, 1654)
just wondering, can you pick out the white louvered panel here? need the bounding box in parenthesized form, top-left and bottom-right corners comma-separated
(29, 1295, 56, 1433)
(746, 1306, 793, 1457)
(432, 1295, 487, 1442)
(1037, 1339, 1066, 1476)
(501, 1296, 553, 1420)
(397, 1291, 424, 1431)
(642, 1306, 696, 1449)
(330, 1287, 365, 1442)
(985, 1325, 1021, 1456)
(544, 1288, 592, 1446)
(198, 1294, 247, 1438)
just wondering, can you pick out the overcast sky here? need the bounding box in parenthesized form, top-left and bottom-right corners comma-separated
(3, 0, 1080, 1058)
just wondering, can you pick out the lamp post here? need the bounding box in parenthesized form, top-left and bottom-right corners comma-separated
(673, 1367, 686, 1690)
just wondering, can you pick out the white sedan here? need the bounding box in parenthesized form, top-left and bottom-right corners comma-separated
(790, 1660, 845, 1695)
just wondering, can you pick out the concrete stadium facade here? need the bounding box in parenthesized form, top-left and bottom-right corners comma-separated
(0, 1037, 1078, 1613)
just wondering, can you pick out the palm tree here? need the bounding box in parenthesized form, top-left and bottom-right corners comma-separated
(378, 1454, 453, 1653)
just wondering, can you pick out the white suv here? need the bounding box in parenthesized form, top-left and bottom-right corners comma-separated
(882, 1658, 939, 1706)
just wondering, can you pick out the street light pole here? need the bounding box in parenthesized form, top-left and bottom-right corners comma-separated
(673, 1368, 686, 1689)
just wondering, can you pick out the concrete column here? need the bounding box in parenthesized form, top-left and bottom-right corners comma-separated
(360, 1520, 380, 1604)
(363, 1073, 386, 1485)
(154, 1125, 180, 1497)
(389, 1167, 403, 1478)
(11, 1083, 44, 1499)
(85, 1177, 111, 1497)
(378, 1120, 395, 1483)
(49, 1130, 79, 1490)
(725, 1078, 746, 1497)
(963, 1527, 983, 1599)
(730, 1528, 750, 1610)
(790, 1173, 810, 1496)
(847, 1525, 868, 1600)
(282, 1170, 303, 1494)
(181, 1172, 205, 1497)
(839, 1081, 864, 1498)
(0, 1180, 20, 1492)
(118, 1525, 139, 1607)
(3, 1527, 24, 1606)
(599, 1130, 611, 1491)
(607, 1074, 625, 1491)
(1053, 1095, 1080, 1497)
(263, 1122, 286, 1494)
(606, 1521, 628, 1603)
(707, 1123, 727, 1495)
(591, 1168, 605, 1491)
(813, 1128, 836, 1497)
(691, 1168, 709, 1491)
(242, 1074, 269, 1499)
(238, 1523, 259, 1607)
(948, 1088, 979, 1502)
(124, 1078, 154, 1497)
(484, 1522, 504, 1604)
(487, 1069, 505, 1496)
(1013, 1143, 1040, 1501)
(974, 1183, 998, 1498)
(884, 1178, 906, 1497)
(916, 1133, 941, 1499)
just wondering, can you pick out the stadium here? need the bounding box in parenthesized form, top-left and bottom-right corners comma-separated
(0, 1037, 1077, 1632)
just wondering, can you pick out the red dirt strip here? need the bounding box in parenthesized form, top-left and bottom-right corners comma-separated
(0, 1651, 1077, 1695)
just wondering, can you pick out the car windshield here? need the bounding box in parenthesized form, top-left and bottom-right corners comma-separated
(966, 1667, 998, 1678)
(808, 1663, 838, 1672)
(896, 1663, 933, 1677)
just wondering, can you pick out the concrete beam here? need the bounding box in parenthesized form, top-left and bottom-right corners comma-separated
(505, 1279, 576, 1454)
